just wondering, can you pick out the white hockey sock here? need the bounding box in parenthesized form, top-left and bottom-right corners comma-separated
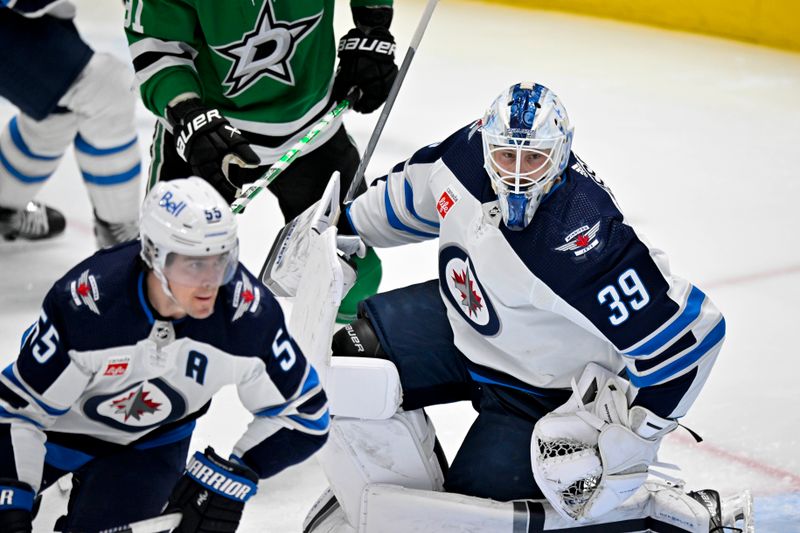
(74, 134, 142, 224)
(0, 114, 75, 209)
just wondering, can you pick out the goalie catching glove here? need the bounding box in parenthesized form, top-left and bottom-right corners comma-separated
(531, 363, 678, 522)
(164, 447, 258, 533)
(167, 97, 260, 203)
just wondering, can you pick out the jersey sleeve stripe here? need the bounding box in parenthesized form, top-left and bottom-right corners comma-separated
(626, 318, 725, 388)
(633, 331, 696, 373)
(403, 179, 439, 229)
(0, 408, 44, 429)
(624, 286, 705, 356)
(2, 366, 69, 416)
(384, 184, 438, 238)
(288, 411, 330, 432)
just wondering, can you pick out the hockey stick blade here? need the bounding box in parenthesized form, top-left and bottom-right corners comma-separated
(96, 512, 182, 533)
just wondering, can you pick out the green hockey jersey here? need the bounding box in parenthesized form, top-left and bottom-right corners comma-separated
(125, 0, 391, 162)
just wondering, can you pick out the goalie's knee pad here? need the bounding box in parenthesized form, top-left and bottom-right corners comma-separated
(332, 318, 386, 359)
(315, 409, 445, 529)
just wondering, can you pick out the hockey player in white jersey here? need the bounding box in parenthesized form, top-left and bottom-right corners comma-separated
(305, 82, 752, 532)
(0, 1, 141, 246)
(0, 178, 329, 532)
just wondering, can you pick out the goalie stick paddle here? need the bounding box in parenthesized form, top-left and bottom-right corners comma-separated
(96, 512, 182, 533)
(343, 0, 440, 205)
(258, 0, 440, 291)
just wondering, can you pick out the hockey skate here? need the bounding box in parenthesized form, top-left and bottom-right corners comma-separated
(0, 201, 66, 241)
(689, 489, 754, 533)
(94, 212, 139, 248)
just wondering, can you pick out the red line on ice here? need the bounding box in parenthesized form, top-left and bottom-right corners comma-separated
(671, 432, 800, 490)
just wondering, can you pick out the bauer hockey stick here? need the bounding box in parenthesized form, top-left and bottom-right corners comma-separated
(230, 99, 350, 214)
(258, 0, 440, 293)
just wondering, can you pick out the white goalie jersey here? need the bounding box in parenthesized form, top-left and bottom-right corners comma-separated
(347, 123, 724, 419)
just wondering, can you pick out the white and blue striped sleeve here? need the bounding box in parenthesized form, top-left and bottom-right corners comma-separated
(346, 143, 448, 248)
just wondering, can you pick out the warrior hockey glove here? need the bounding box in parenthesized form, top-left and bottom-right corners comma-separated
(333, 7, 398, 114)
(167, 98, 260, 203)
(164, 447, 259, 533)
(0, 479, 35, 533)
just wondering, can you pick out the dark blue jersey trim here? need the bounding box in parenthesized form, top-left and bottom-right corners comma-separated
(625, 286, 705, 355)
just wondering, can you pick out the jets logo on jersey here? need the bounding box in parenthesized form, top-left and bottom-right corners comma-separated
(232, 274, 261, 322)
(214, 3, 323, 96)
(555, 221, 602, 257)
(439, 246, 500, 336)
(437, 187, 460, 219)
(69, 269, 100, 315)
(84, 378, 187, 432)
(111, 384, 161, 422)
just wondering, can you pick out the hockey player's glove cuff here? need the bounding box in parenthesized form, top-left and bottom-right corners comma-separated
(165, 447, 259, 533)
(0, 479, 35, 533)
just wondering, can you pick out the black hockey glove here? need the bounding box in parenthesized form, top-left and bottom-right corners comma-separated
(164, 447, 259, 533)
(332, 7, 398, 114)
(167, 99, 260, 203)
(0, 479, 35, 533)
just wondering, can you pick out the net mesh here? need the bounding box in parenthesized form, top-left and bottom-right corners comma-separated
(538, 438, 601, 516)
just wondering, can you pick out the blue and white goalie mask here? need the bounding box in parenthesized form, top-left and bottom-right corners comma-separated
(481, 83, 574, 230)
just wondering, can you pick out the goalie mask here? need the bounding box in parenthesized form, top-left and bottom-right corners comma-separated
(139, 177, 239, 300)
(481, 82, 573, 230)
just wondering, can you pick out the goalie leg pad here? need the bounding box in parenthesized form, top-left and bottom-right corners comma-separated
(316, 410, 444, 527)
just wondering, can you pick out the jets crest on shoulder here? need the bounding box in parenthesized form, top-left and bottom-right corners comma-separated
(69, 269, 101, 315)
(232, 273, 261, 322)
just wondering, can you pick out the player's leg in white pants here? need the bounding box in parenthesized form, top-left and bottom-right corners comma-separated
(66, 53, 142, 246)
(0, 110, 76, 239)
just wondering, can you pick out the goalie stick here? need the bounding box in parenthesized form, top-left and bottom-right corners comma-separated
(258, 0, 440, 292)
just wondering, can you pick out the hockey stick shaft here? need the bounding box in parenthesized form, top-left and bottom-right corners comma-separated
(97, 512, 182, 533)
(230, 99, 350, 214)
(343, 0, 440, 204)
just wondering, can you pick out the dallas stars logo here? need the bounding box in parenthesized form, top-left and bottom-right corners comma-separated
(110, 384, 161, 422)
(214, 3, 323, 96)
(452, 268, 483, 317)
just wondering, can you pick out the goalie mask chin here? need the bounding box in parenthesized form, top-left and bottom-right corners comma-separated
(481, 82, 573, 231)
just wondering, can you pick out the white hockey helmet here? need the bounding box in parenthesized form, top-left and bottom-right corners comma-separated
(481, 82, 574, 230)
(139, 177, 239, 295)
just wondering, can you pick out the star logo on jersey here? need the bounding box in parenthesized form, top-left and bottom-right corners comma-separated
(232, 274, 261, 322)
(555, 221, 602, 257)
(110, 384, 161, 422)
(452, 269, 483, 317)
(69, 269, 100, 315)
(213, 3, 323, 96)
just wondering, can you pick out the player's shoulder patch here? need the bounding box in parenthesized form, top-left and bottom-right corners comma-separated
(68, 268, 102, 315)
(57, 241, 142, 316)
(230, 270, 263, 322)
(553, 220, 604, 259)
